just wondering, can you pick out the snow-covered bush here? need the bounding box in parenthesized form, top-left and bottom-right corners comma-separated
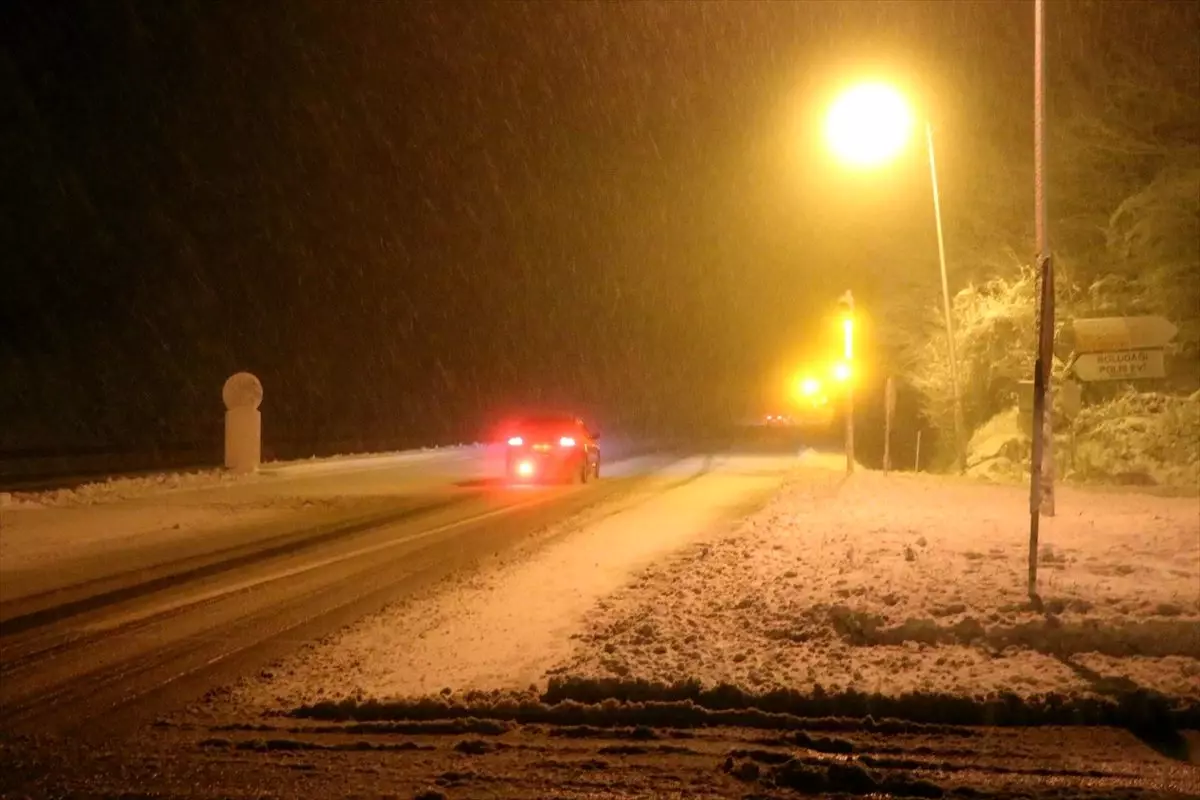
(905, 266, 1074, 469)
(962, 389, 1200, 489)
(965, 407, 1028, 483)
(1072, 388, 1200, 487)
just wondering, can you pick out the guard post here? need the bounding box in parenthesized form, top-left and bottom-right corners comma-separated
(223, 372, 263, 474)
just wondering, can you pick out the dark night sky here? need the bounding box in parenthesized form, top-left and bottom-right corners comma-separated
(0, 1, 1194, 454)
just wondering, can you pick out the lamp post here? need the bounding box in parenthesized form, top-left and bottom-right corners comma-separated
(825, 83, 967, 473)
(925, 121, 968, 474)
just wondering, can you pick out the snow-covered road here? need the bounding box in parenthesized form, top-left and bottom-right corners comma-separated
(220, 453, 796, 710)
(217, 448, 1198, 731)
(3, 443, 1198, 798)
(0, 441, 764, 739)
(0, 441, 668, 604)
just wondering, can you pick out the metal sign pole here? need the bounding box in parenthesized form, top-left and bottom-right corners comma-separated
(1028, 0, 1054, 602)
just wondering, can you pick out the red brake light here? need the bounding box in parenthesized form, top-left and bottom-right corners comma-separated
(507, 436, 523, 446)
(559, 436, 576, 447)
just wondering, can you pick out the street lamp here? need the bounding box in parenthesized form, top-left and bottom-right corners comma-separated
(825, 82, 913, 167)
(825, 82, 967, 474)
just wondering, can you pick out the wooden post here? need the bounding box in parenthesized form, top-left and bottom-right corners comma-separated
(914, 430, 922, 472)
(840, 291, 855, 476)
(1070, 424, 1076, 474)
(883, 376, 896, 475)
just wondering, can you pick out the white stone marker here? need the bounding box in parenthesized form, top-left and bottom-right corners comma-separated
(222, 372, 263, 474)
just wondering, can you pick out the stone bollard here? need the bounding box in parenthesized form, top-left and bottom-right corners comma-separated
(222, 372, 263, 474)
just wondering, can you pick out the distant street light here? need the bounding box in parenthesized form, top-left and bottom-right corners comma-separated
(825, 82, 968, 474)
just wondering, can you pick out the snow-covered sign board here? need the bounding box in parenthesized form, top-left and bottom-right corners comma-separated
(1072, 316, 1177, 353)
(1074, 349, 1166, 382)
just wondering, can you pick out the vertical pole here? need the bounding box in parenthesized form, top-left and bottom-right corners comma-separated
(915, 430, 922, 472)
(884, 376, 895, 475)
(846, 385, 855, 475)
(1028, 0, 1055, 602)
(926, 122, 966, 474)
(1035, 0, 1055, 518)
(842, 292, 855, 475)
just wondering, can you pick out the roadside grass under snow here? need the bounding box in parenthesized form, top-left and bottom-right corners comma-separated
(554, 466, 1200, 705)
(218, 455, 1199, 731)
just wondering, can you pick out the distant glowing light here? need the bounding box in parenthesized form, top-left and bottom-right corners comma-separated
(559, 436, 576, 447)
(832, 362, 852, 382)
(826, 82, 913, 168)
(507, 436, 524, 447)
(799, 377, 821, 397)
(516, 460, 535, 477)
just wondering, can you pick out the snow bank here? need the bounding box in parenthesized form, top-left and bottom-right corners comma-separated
(967, 390, 1200, 489)
(0, 443, 482, 509)
(0, 445, 489, 591)
(288, 679, 1199, 730)
(0, 468, 252, 510)
(1073, 389, 1200, 487)
(555, 468, 1199, 704)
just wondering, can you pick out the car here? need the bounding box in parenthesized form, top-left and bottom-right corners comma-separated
(504, 413, 601, 484)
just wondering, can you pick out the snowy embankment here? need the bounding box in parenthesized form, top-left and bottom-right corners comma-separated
(221, 455, 1199, 730)
(555, 468, 1200, 704)
(0, 443, 483, 510)
(0, 444, 484, 593)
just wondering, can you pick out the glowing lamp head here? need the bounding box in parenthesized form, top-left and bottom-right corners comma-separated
(832, 361, 853, 382)
(507, 436, 524, 447)
(515, 460, 535, 477)
(799, 377, 821, 397)
(826, 82, 913, 168)
(559, 436, 576, 447)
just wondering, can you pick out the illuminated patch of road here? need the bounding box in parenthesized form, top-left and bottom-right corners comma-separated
(76, 490, 561, 636)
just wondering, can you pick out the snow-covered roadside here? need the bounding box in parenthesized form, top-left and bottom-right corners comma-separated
(0, 444, 682, 589)
(552, 468, 1200, 703)
(0, 445, 485, 595)
(218, 455, 797, 715)
(0, 443, 483, 511)
(258, 443, 484, 479)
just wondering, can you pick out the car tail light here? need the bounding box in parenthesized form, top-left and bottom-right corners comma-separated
(507, 436, 523, 446)
(559, 436, 576, 447)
